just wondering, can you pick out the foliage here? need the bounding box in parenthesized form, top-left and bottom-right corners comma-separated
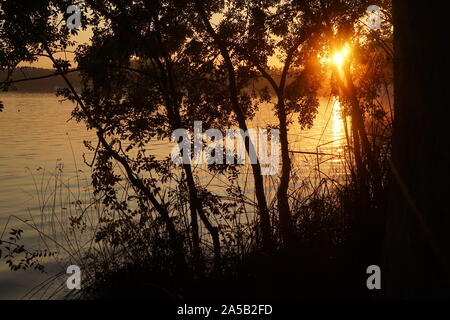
(0, 0, 394, 299)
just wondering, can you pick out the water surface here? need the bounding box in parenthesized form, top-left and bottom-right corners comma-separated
(0, 92, 346, 299)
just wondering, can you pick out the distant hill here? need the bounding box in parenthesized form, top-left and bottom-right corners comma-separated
(1, 67, 81, 92)
(1, 66, 329, 96)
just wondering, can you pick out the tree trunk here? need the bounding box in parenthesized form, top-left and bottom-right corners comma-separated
(276, 102, 295, 243)
(384, 0, 450, 298)
(195, 1, 273, 251)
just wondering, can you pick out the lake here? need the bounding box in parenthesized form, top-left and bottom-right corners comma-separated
(0, 92, 347, 299)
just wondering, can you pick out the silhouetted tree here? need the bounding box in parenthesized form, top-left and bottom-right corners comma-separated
(384, 0, 450, 298)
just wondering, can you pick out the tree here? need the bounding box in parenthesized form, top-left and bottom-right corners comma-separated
(1, 0, 190, 272)
(0, 0, 265, 273)
(231, 0, 323, 244)
(384, 0, 450, 298)
(72, 0, 244, 272)
(194, 0, 334, 244)
(193, 0, 274, 250)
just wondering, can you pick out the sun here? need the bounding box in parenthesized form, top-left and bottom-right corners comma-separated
(332, 44, 351, 67)
(333, 52, 345, 66)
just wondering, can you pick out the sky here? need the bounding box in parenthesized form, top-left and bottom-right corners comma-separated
(23, 13, 282, 69)
(20, 27, 93, 69)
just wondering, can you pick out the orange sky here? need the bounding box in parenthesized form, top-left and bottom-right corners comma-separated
(24, 15, 282, 69)
(21, 27, 93, 69)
